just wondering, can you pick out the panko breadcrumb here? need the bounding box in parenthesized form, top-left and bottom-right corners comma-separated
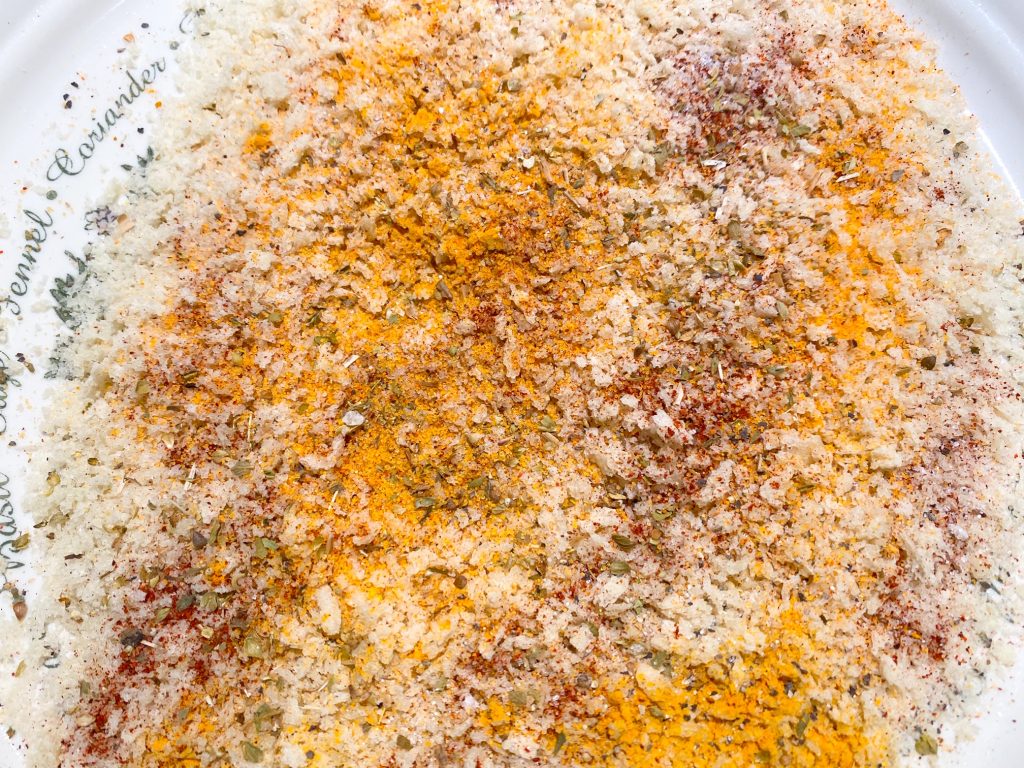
(3, 0, 1024, 767)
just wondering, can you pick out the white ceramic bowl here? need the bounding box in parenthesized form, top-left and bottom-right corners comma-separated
(0, 2, 1020, 765)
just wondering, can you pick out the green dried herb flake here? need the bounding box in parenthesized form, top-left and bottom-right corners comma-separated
(607, 560, 631, 576)
(611, 534, 636, 551)
(253, 704, 283, 733)
(242, 634, 268, 659)
(537, 415, 558, 433)
(794, 711, 812, 741)
(915, 732, 938, 756)
(231, 459, 254, 478)
(241, 741, 264, 763)
(253, 537, 278, 559)
(552, 732, 567, 755)
(175, 593, 196, 612)
(198, 592, 227, 611)
(508, 689, 530, 708)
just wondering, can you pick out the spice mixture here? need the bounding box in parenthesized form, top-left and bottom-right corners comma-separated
(4, 0, 1024, 766)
